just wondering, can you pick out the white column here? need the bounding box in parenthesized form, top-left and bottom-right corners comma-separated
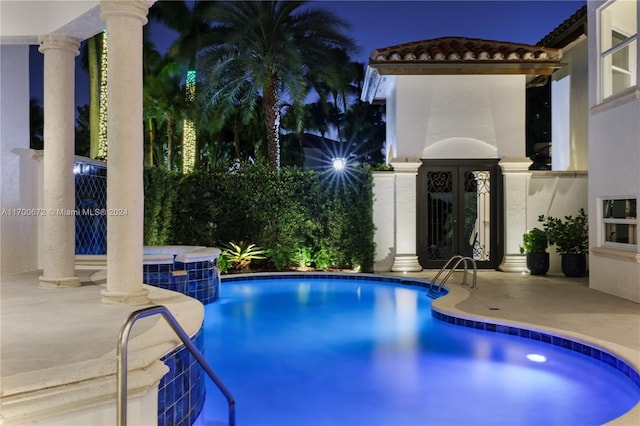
(100, 0, 155, 304)
(390, 161, 422, 272)
(498, 158, 532, 272)
(38, 35, 81, 288)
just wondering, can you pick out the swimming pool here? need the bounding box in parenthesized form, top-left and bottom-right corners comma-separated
(196, 275, 640, 426)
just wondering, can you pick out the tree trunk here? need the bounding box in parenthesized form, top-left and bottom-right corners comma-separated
(88, 35, 100, 159)
(262, 77, 281, 170)
(97, 31, 108, 159)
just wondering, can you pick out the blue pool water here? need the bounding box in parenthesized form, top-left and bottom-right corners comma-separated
(196, 276, 640, 426)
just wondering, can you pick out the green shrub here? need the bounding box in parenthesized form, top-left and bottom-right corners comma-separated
(143, 167, 180, 245)
(293, 246, 314, 268)
(221, 241, 266, 273)
(538, 209, 588, 254)
(144, 164, 375, 272)
(312, 248, 335, 270)
(519, 228, 548, 254)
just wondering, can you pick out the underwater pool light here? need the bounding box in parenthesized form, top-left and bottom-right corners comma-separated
(526, 353, 547, 363)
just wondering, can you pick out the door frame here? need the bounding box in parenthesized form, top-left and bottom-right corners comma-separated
(417, 159, 503, 269)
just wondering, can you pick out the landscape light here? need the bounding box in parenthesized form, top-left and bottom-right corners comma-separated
(332, 157, 347, 171)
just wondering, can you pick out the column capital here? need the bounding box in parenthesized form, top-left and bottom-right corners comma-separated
(37, 34, 80, 56)
(100, 0, 156, 25)
(390, 160, 422, 174)
(499, 157, 533, 173)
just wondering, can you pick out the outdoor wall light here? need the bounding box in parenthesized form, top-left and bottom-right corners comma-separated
(332, 157, 347, 171)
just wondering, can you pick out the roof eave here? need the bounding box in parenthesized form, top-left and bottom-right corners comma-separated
(369, 61, 565, 76)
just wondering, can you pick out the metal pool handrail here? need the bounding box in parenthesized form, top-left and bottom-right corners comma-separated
(430, 255, 478, 293)
(116, 305, 236, 426)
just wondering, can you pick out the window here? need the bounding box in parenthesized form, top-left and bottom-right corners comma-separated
(603, 198, 637, 249)
(599, 0, 638, 101)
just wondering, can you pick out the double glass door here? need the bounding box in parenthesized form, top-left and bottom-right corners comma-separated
(417, 160, 501, 269)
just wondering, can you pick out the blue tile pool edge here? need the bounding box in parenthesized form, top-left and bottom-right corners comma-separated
(430, 308, 640, 389)
(157, 326, 206, 426)
(221, 272, 640, 391)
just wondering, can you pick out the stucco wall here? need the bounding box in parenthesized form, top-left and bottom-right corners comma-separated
(384, 80, 398, 163)
(0, 45, 41, 275)
(372, 172, 396, 271)
(589, 101, 640, 302)
(372, 168, 588, 273)
(587, 0, 640, 303)
(393, 74, 525, 160)
(528, 171, 589, 273)
(551, 36, 589, 171)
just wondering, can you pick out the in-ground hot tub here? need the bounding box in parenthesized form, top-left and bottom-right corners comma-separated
(143, 245, 221, 304)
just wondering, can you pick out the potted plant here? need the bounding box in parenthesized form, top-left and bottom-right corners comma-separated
(520, 227, 549, 275)
(538, 209, 588, 277)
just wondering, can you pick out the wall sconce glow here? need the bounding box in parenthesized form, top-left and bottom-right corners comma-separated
(526, 353, 547, 363)
(332, 157, 347, 171)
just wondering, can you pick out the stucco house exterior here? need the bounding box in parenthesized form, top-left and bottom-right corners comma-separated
(364, 1, 640, 304)
(362, 36, 588, 274)
(587, 0, 640, 303)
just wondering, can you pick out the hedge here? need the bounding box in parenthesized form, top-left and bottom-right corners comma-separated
(144, 165, 375, 272)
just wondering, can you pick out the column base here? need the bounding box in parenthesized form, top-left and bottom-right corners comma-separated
(101, 287, 150, 305)
(39, 275, 81, 288)
(391, 255, 423, 272)
(499, 254, 528, 273)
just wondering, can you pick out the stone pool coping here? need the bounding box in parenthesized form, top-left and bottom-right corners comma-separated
(0, 269, 204, 425)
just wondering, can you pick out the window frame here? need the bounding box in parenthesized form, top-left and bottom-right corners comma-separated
(602, 198, 638, 251)
(598, 0, 638, 103)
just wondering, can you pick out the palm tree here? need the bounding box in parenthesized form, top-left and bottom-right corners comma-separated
(198, 0, 356, 170)
(143, 49, 187, 170)
(305, 49, 362, 140)
(149, 0, 216, 172)
(79, 32, 105, 159)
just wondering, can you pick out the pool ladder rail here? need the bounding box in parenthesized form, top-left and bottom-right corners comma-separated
(429, 255, 478, 297)
(116, 305, 236, 426)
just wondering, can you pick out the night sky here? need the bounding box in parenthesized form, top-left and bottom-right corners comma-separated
(30, 0, 586, 108)
(316, 0, 585, 65)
